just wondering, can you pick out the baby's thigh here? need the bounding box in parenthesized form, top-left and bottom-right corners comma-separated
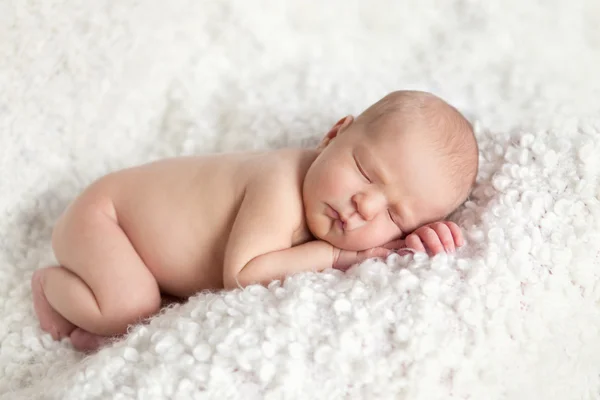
(52, 180, 160, 314)
(52, 180, 117, 265)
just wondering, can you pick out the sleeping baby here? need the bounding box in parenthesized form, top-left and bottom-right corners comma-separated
(31, 90, 479, 352)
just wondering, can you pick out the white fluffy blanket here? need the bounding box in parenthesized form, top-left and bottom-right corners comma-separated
(2, 1, 600, 399)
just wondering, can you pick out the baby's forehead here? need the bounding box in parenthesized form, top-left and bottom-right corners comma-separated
(366, 109, 432, 139)
(366, 124, 432, 155)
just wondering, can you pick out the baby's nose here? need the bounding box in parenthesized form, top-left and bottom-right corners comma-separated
(353, 192, 386, 221)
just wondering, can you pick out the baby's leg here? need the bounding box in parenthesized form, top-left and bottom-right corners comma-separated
(32, 188, 161, 347)
(32, 267, 113, 352)
(32, 267, 76, 340)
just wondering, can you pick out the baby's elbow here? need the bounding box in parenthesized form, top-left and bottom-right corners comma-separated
(223, 270, 255, 290)
(223, 276, 242, 290)
(222, 271, 240, 290)
(223, 257, 263, 290)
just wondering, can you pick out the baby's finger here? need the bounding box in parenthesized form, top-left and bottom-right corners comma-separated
(445, 221, 464, 247)
(415, 226, 444, 254)
(428, 222, 455, 253)
(404, 233, 426, 253)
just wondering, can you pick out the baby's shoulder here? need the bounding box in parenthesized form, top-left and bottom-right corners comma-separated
(249, 149, 312, 187)
(243, 149, 311, 207)
(233, 149, 314, 234)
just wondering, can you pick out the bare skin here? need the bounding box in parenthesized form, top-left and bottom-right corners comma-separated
(31, 91, 477, 352)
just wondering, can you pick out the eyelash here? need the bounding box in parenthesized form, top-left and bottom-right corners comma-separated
(388, 210, 403, 231)
(354, 157, 371, 183)
(353, 154, 399, 227)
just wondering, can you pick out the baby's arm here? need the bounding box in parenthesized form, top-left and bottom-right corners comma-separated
(223, 176, 335, 289)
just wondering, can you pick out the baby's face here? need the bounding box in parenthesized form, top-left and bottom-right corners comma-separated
(303, 117, 458, 251)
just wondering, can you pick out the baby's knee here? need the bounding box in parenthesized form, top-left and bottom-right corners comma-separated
(51, 187, 117, 259)
(101, 287, 161, 335)
(123, 286, 161, 321)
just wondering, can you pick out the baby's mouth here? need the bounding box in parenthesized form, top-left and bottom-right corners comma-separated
(334, 219, 346, 232)
(326, 205, 347, 231)
(325, 204, 340, 220)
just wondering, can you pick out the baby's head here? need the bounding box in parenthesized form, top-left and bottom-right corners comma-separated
(303, 90, 478, 251)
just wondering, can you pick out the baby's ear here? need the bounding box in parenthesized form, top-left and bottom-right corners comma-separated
(317, 115, 354, 151)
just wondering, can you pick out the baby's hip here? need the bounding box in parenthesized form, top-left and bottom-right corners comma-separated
(61, 173, 225, 295)
(114, 199, 226, 295)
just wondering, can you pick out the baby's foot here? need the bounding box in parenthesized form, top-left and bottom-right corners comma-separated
(31, 268, 76, 340)
(69, 328, 110, 353)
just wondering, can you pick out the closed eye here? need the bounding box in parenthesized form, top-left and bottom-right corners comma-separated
(388, 209, 403, 230)
(354, 155, 371, 183)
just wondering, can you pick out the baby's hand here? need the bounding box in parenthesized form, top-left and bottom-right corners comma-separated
(332, 221, 464, 272)
(385, 221, 464, 255)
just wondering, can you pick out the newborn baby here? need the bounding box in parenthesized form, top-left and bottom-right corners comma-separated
(31, 90, 478, 352)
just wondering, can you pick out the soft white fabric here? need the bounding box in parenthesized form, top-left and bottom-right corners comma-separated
(2, 1, 600, 399)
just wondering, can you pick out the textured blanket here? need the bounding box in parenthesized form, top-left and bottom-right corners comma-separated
(2, 1, 600, 399)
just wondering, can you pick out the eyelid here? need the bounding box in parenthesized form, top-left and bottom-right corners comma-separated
(387, 209, 395, 222)
(388, 209, 403, 230)
(354, 155, 371, 183)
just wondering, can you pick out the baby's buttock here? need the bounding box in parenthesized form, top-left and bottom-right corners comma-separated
(97, 157, 245, 297)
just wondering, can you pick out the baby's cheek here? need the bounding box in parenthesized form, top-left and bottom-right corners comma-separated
(376, 222, 402, 245)
(358, 224, 397, 248)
